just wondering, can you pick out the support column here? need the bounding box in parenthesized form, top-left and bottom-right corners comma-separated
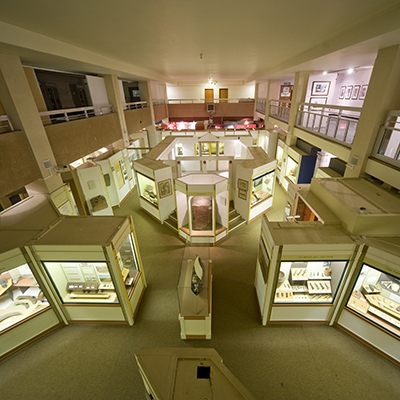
(139, 81, 158, 147)
(286, 71, 310, 147)
(0, 54, 63, 195)
(103, 74, 130, 148)
(345, 45, 400, 177)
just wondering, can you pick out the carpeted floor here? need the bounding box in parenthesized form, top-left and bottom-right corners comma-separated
(0, 184, 399, 399)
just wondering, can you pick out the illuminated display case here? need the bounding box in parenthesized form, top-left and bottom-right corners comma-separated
(251, 170, 274, 207)
(274, 260, 347, 304)
(137, 172, 158, 207)
(0, 263, 50, 333)
(177, 245, 212, 339)
(284, 156, 298, 184)
(276, 140, 285, 182)
(31, 215, 146, 324)
(346, 264, 400, 338)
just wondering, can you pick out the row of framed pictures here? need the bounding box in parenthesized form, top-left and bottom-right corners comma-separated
(339, 84, 368, 100)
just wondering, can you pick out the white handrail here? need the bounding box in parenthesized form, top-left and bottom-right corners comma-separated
(167, 98, 255, 104)
(124, 101, 148, 110)
(39, 105, 113, 125)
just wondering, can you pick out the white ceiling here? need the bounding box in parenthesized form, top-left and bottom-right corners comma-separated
(1, 0, 400, 83)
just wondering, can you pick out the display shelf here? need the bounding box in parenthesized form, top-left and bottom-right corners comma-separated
(275, 291, 293, 301)
(308, 271, 331, 280)
(348, 291, 369, 314)
(365, 294, 400, 321)
(292, 285, 308, 293)
(63, 292, 118, 303)
(368, 305, 400, 329)
(291, 267, 308, 281)
(307, 280, 331, 294)
(361, 284, 381, 295)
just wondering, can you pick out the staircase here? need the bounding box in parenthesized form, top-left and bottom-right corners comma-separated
(164, 210, 178, 233)
(228, 208, 246, 233)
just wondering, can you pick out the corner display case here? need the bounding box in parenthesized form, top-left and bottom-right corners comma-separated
(177, 245, 212, 339)
(31, 215, 146, 325)
(134, 157, 175, 223)
(175, 174, 229, 244)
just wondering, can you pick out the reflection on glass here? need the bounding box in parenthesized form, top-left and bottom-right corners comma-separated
(251, 171, 274, 207)
(195, 143, 199, 156)
(346, 264, 400, 338)
(219, 142, 224, 155)
(137, 172, 158, 207)
(285, 156, 298, 184)
(116, 234, 141, 296)
(210, 143, 217, 156)
(176, 143, 183, 156)
(43, 262, 119, 304)
(201, 143, 210, 156)
(0, 264, 49, 332)
(274, 260, 347, 304)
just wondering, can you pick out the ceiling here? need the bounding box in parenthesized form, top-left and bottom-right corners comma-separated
(1, 0, 400, 83)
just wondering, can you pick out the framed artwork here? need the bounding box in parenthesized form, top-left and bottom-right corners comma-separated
(310, 97, 327, 110)
(311, 81, 331, 96)
(359, 85, 368, 100)
(158, 178, 172, 199)
(345, 86, 353, 100)
(238, 178, 248, 191)
(352, 85, 361, 100)
(238, 188, 247, 200)
(339, 86, 346, 99)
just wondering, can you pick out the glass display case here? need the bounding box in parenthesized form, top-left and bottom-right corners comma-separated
(137, 172, 158, 207)
(43, 262, 119, 304)
(346, 264, 400, 338)
(251, 171, 274, 207)
(274, 260, 347, 304)
(116, 234, 141, 297)
(177, 245, 211, 339)
(0, 264, 50, 333)
(276, 144, 284, 170)
(285, 156, 299, 184)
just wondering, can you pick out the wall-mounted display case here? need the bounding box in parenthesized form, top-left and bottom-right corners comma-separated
(134, 157, 175, 223)
(177, 245, 212, 339)
(251, 171, 274, 207)
(30, 215, 146, 324)
(175, 174, 228, 244)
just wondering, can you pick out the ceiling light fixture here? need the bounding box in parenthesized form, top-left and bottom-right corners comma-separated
(347, 68, 354, 74)
(323, 71, 328, 75)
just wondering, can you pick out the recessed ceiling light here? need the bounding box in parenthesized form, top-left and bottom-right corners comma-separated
(347, 68, 354, 74)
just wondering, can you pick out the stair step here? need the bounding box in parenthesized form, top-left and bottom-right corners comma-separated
(229, 214, 243, 224)
(164, 217, 178, 233)
(229, 217, 246, 232)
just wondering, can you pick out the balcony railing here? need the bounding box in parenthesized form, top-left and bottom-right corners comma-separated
(124, 101, 148, 110)
(39, 105, 113, 125)
(296, 102, 361, 147)
(167, 98, 255, 104)
(0, 115, 14, 133)
(256, 98, 267, 114)
(372, 110, 400, 168)
(269, 100, 291, 122)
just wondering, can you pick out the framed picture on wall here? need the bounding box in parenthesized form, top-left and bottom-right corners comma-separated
(311, 81, 331, 96)
(238, 178, 248, 191)
(158, 179, 172, 199)
(352, 85, 361, 99)
(339, 86, 346, 99)
(359, 85, 368, 100)
(310, 97, 327, 110)
(238, 188, 247, 200)
(345, 86, 353, 100)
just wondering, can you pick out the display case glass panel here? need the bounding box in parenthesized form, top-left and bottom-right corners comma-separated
(201, 143, 210, 156)
(191, 196, 212, 231)
(194, 143, 200, 156)
(210, 143, 217, 156)
(276, 145, 284, 169)
(346, 264, 400, 338)
(219, 143, 224, 155)
(274, 260, 347, 304)
(285, 156, 298, 184)
(116, 234, 141, 297)
(137, 172, 158, 207)
(251, 171, 274, 207)
(0, 264, 50, 333)
(43, 262, 120, 304)
(176, 143, 183, 156)
(258, 236, 270, 284)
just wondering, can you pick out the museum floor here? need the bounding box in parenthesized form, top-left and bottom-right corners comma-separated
(0, 184, 399, 400)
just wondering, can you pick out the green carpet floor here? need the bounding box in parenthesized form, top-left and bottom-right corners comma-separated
(0, 184, 399, 399)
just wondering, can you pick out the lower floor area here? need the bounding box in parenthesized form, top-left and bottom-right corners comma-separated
(0, 187, 399, 399)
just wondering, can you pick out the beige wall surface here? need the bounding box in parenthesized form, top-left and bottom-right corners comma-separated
(0, 131, 41, 197)
(124, 108, 152, 134)
(45, 113, 121, 165)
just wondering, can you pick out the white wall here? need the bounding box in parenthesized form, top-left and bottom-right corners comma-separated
(166, 83, 255, 100)
(258, 82, 269, 98)
(306, 73, 337, 105)
(86, 76, 109, 106)
(150, 82, 168, 100)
